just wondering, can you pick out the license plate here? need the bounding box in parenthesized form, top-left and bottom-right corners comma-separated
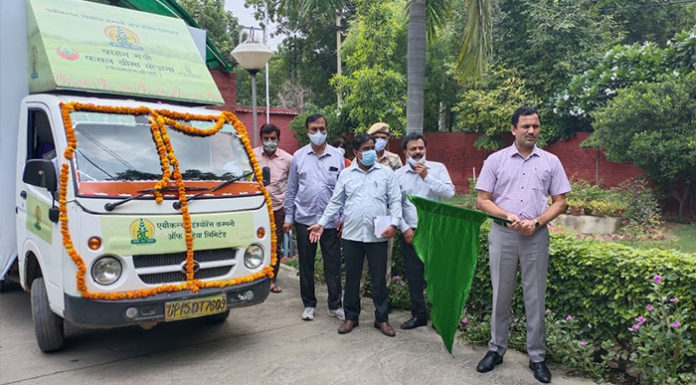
(164, 294, 227, 322)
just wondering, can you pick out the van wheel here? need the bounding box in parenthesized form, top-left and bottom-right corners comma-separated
(31, 278, 65, 352)
(204, 309, 230, 324)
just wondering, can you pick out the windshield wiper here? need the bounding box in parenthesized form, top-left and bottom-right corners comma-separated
(104, 185, 207, 212)
(173, 171, 256, 210)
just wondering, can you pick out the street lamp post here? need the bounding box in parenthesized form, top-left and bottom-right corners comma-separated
(231, 34, 273, 147)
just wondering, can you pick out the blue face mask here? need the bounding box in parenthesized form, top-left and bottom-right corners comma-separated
(308, 131, 327, 146)
(360, 150, 377, 166)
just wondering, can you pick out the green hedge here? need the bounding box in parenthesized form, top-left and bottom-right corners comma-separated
(467, 222, 696, 343)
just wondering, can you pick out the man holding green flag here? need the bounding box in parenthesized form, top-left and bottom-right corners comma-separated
(474, 106, 570, 384)
(396, 133, 455, 330)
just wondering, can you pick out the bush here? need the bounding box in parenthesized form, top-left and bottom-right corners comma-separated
(465, 223, 696, 383)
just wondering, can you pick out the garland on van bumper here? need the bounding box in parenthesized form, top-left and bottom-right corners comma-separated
(58, 102, 277, 300)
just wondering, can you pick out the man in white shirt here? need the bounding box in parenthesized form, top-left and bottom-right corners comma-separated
(396, 133, 455, 329)
(308, 132, 402, 337)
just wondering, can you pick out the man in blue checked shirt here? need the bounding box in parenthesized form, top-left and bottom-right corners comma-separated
(283, 114, 345, 322)
(308, 132, 402, 337)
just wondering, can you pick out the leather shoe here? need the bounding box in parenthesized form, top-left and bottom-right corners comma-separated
(400, 316, 427, 330)
(529, 360, 552, 383)
(373, 321, 396, 337)
(476, 351, 503, 373)
(338, 320, 359, 334)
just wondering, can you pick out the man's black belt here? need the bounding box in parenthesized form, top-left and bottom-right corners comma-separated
(493, 218, 507, 226)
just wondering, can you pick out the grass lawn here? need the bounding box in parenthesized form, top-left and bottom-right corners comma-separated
(598, 222, 696, 254)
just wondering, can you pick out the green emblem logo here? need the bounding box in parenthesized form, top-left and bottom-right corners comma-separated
(130, 218, 156, 245)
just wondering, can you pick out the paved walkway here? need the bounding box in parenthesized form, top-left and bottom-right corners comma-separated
(0, 265, 599, 385)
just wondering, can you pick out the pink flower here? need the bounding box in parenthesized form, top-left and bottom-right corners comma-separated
(653, 275, 662, 283)
(646, 304, 654, 311)
(579, 341, 588, 346)
(565, 315, 573, 322)
(672, 321, 681, 328)
(635, 316, 646, 324)
(621, 220, 628, 226)
(545, 309, 551, 314)
(670, 297, 678, 303)
(629, 324, 641, 332)
(513, 317, 519, 323)
(461, 318, 468, 324)
(393, 275, 401, 280)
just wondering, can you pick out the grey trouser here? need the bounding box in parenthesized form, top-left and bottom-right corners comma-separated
(488, 223, 549, 362)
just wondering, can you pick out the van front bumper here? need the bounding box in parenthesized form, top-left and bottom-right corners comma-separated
(63, 277, 270, 328)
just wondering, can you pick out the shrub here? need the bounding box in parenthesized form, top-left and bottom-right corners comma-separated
(465, 224, 696, 383)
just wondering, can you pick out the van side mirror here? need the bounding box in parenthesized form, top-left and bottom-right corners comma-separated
(23, 159, 57, 193)
(262, 166, 271, 186)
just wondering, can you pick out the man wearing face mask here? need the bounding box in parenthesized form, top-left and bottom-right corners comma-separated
(367, 122, 403, 171)
(253, 123, 292, 294)
(360, 122, 403, 288)
(307, 132, 402, 337)
(396, 133, 455, 330)
(284, 114, 346, 322)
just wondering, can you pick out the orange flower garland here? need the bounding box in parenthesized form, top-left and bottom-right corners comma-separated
(58, 102, 277, 300)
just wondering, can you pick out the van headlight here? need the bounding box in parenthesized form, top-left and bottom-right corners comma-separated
(91, 256, 122, 285)
(243, 244, 264, 269)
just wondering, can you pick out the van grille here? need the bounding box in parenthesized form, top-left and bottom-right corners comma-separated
(138, 266, 233, 284)
(133, 248, 236, 268)
(132, 248, 236, 284)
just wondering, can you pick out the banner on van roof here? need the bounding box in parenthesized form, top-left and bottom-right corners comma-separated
(26, 0, 224, 105)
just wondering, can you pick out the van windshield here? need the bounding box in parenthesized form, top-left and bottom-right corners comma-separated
(69, 112, 254, 183)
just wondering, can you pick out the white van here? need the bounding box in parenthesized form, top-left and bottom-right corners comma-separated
(0, 0, 276, 352)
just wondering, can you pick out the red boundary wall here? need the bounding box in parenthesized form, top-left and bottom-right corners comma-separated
(385, 131, 644, 195)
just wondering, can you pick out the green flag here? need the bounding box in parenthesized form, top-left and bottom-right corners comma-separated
(408, 196, 488, 353)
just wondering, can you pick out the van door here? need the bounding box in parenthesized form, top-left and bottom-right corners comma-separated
(16, 105, 63, 307)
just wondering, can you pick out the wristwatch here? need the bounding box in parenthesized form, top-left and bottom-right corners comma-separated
(534, 219, 541, 228)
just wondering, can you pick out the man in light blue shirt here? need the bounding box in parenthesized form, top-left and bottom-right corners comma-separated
(396, 133, 455, 330)
(308, 132, 402, 337)
(283, 114, 345, 322)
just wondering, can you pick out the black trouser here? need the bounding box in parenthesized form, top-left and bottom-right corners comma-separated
(294, 223, 342, 310)
(343, 239, 389, 322)
(401, 238, 427, 320)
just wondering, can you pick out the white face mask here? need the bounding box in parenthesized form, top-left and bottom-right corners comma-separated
(308, 131, 327, 146)
(407, 154, 426, 167)
(374, 137, 388, 152)
(263, 140, 278, 153)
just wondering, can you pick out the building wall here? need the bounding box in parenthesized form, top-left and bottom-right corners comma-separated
(387, 131, 644, 195)
(211, 70, 300, 152)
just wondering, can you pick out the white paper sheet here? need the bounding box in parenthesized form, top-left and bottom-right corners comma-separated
(374, 216, 392, 238)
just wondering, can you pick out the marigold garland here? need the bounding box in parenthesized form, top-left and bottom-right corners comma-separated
(57, 102, 277, 300)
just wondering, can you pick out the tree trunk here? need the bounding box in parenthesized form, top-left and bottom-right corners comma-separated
(407, 0, 426, 134)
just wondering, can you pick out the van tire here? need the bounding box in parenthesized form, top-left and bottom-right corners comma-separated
(204, 309, 230, 324)
(31, 278, 65, 352)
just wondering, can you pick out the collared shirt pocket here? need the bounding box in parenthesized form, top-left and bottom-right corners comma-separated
(533, 164, 552, 196)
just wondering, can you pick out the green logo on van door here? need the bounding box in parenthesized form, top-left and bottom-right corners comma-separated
(34, 206, 42, 230)
(130, 218, 156, 245)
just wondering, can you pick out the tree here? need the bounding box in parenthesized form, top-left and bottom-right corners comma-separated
(330, 0, 407, 134)
(596, 0, 696, 46)
(593, 73, 696, 219)
(245, 0, 354, 108)
(407, 0, 493, 134)
(554, 25, 696, 135)
(453, 65, 540, 149)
